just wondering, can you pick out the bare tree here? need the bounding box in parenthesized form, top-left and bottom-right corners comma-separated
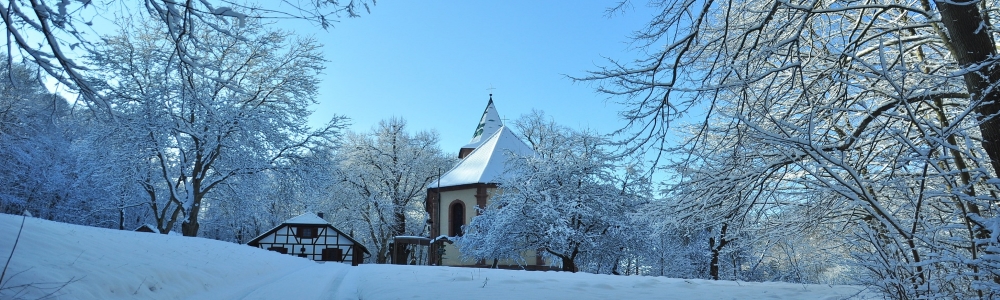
(0, 0, 373, 118)
(88, 16, 344, 237)
(0, 61, 81, 222)
(335, 118, 453, 263)
(582, 0, 1000, 297)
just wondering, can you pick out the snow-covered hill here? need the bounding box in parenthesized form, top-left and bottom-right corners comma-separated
(0, 214, 875, 299)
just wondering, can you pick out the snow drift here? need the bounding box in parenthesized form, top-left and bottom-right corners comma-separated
(0, 214, 875, 299)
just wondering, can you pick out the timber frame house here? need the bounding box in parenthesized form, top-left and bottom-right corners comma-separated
(247, 212, 369, 266)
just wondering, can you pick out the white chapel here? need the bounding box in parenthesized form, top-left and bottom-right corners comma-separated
(424, 96, 548, 269)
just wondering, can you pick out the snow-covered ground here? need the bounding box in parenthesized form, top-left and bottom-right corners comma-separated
(0, 214, 876, 299)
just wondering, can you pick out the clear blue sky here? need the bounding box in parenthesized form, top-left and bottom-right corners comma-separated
(291, 1, 656, 153)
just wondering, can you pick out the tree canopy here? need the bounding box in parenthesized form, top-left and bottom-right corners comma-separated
(583, 0, 1000, 297)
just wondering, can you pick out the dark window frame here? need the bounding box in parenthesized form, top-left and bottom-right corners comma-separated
(449, 200, 465, 237)
(296, 226, 318, 239)
(322, 248, 344, 262)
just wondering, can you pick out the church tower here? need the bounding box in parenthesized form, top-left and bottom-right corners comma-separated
(458, 98, 503, 159)
(425, 96, 544, 268)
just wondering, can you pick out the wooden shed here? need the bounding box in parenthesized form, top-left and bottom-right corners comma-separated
(134, 224, 157, 233)
(247, 213, 369, 266)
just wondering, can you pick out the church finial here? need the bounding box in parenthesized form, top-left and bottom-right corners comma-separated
(487, 84, 496, 100)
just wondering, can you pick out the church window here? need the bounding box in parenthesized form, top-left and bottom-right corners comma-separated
(449, 201, 465, 236)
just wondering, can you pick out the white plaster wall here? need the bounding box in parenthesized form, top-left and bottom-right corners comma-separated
(435, 186, 540, 266)
(436, 189, 478, 237)
(437, 188, 477, 266)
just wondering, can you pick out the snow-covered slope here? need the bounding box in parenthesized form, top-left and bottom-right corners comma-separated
(348, 265, 875, 300)
(0, 213, 315, 299)
(0, 214, 876, 299)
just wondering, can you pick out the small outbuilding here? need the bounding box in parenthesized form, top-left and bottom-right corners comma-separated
(134, 224, 157, 233)
(247, 212, 369, 266)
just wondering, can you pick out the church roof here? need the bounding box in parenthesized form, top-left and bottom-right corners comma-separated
(434, 126, 534, 188)
(461, 98, 503, 150)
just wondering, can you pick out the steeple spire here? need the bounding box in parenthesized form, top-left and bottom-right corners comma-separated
(469, 97, 502, 139)
(459, 94, 504, 158)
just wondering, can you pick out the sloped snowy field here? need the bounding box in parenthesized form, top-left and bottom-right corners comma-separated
(0, 214, 876, 299)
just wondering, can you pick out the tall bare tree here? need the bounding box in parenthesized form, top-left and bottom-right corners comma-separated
(89, 17, 344, 237)
(0, 1, 373, 118)
(582, 0, 1000, 297)
(334, 118, 452, 263)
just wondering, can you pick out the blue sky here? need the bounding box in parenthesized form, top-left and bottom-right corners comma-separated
(291, 1, 657, 153)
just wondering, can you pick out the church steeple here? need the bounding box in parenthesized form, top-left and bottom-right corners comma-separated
(459, 95, 503, 159)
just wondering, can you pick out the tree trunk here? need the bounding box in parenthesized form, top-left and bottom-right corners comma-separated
(394, 209, 406, 237)
(546, 247, 579, 272)
(708, 223, 729, 280)
(936, 3, 1000, 291)
(181, 214, 200, 236)
(181, 196, 201, 236)
(376, 252, 386, 264)
(392, 208, 408, 264)
(935, 1, 1000, 178)
(561, 256, 577, 272)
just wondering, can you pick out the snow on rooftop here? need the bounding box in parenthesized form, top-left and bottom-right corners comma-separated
(434, 126, 534, 188)
(283, 212, 330, 225)
(461, 98, 503, 150)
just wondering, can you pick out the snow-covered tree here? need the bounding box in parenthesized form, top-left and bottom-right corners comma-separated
(584, 0, 1000, 297)
(0, 1, 374, 115)
(458, 114, 652, 272)
(333, 118, 453, 263)
(197, 143, 347, 243)
(0, 1, 375, 235)
(0, 61, 78, 221)
(0, 60, 164, 230)
(87, 17, 345, 237)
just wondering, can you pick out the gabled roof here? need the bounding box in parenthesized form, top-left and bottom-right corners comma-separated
(134, 224, 157, 233)
(246, 212, 370, 254)
(434, 126, 534, 188)
(283, 212, 329, 225)
(461, 98, 503, 150)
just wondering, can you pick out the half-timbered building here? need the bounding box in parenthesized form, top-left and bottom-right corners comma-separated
(247, 212, 369, 266)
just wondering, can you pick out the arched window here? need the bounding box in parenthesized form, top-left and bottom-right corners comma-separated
(449, 201, 465, 237)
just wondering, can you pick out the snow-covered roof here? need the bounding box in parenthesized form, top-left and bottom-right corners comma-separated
(247, 212, 370, 254)
(135, 224, 157, 232)
(283, 212, 330, 225)
(434, 126, 534, 188)
(461, 98, 503, 150)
